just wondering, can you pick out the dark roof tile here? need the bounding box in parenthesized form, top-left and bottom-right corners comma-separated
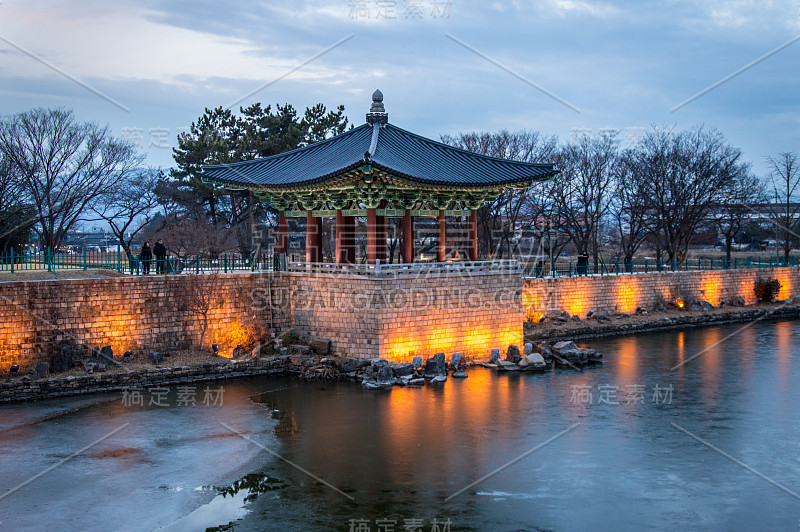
(202, 122, 558, 188)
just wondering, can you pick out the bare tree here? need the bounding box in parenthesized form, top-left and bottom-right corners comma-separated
(551, 130, 619, 269)
(146, 214, 236, 258)
(765, 152, 800, 260)
(0, 153, 35, 252)
(0, 108, 143, 253)
(92, 168, 161, 259)
(181, 273, 221, 348)
(713, 167, 765, 263)
(441, 130, 558, 259)
(634, 126, 742, 263)
(611, 150, 654, 267)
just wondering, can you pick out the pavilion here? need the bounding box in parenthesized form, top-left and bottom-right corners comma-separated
(201, 90, 559, 264)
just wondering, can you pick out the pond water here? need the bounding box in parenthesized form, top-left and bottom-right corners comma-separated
(1, 320, 799, 531)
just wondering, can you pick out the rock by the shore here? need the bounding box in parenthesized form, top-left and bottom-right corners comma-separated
(519, 353, 546, 370)
(377, 365, 394, 381)
(340, 357, 369, 372)
(50, 345, 73, 373)
(34, 361, 49, 378)
(496, 360, 521, 371)
(310, 338, 331, 355)
(452, 369, 468, 378)
(552, 341, 579, 353)
(99, 346, 122, 367)
(391, 362, 414, 377)
(489, 348, 500, 363)
(362, 378, 382, 390)
(522, 343, 533, 355)
(506, 345, 522, 364)
(425, 352, 446, 377)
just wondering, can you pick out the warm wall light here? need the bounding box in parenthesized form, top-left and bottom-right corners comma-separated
(616, 282, 638, 313)
(700, 276, 721, 306)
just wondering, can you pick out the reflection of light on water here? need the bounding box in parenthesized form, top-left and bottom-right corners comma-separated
(380, 368, 543, 486)
(775, 322, 793, 400)
(737, 325, 756, 382)
(700, 328, 721, 408)
(614, 337, 639, 389)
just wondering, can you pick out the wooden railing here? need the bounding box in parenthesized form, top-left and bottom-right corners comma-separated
(285, 259, 521, 277)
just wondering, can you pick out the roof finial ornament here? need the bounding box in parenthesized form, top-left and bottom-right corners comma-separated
(366, 89, 388, 125)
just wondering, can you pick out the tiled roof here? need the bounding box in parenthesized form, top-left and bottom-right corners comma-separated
(202, 121, 558, 189)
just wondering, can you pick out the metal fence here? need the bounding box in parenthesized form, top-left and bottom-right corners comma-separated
(521, 256, 800, 278)
(2, 248, 798, 278)
(0, 248, 285, 276)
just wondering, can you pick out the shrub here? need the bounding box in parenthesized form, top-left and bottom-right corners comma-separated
(754, 278, 782, 302)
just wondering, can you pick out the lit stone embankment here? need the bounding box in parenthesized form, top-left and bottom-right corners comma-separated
(0, 264, 522, 370)
(522, 266, 800, 318)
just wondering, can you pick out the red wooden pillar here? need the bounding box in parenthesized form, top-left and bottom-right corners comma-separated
(336, 210, 356, 263)
(276, 211, 288, 254)
(401, 210, 414, 263)
(376, 211, 387, 263)
(468, 209, 478, 261)
(437, 209, 446, 262)
(366, 208, 378, 264)
(306, 211, 323, 262)
(345, 215, 356, 263)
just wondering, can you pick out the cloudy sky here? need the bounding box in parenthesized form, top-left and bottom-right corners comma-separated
(0, 0, 798, 174)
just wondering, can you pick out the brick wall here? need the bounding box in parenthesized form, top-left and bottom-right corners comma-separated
(522, 267, 800, 318)
(3, 267, 796, 371)
(0, 269, 522, 369)
(0, 274, 279, 370)
(378, 272, 522, 363)
(268, 271, 522, 361)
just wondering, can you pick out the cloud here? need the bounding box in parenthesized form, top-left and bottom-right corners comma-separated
(684, 0, 800, 34)
(0, 0, 357, 91)
(0, 0, 796, 176)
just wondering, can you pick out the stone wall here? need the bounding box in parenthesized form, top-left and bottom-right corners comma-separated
(377, 272, 522, 363)
(269, 270, 522, 362)
(522, 267, 800, 318)
(0, 274, 281, 371)
(0, 268, 522, 369)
